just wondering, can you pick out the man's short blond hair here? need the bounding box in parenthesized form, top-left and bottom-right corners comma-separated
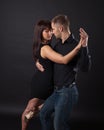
(52, 14, 70, 29)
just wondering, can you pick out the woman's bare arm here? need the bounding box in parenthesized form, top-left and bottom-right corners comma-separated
(41, 42, 81, 64)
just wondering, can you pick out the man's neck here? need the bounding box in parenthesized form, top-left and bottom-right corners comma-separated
(61, 31, 71, 44)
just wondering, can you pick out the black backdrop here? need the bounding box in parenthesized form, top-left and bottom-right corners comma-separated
(0, 0, 104, 130)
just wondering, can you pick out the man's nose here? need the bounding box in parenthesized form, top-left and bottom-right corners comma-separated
(50, 31, 53, 35)
(49, 31, 53, 36)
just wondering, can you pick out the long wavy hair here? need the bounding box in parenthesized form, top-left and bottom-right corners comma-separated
(33, 20, 51, 62)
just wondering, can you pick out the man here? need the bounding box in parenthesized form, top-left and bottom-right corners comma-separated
(38, 14, 91, 130)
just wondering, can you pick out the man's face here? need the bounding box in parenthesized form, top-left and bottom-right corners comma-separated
(51, 22, 61, 39)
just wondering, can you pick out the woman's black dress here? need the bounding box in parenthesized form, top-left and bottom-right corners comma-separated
(30, 44, 54, 100)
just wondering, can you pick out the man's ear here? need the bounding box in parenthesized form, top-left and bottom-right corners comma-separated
(59, 25, 63, 32)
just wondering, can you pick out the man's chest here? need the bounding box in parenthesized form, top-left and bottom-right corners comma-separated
(55, 43, 77, 55)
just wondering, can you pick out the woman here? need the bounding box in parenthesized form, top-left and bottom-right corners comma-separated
(21, 20, 82, 130)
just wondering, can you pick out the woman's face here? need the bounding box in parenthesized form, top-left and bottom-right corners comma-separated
(42, 28, 52, 42)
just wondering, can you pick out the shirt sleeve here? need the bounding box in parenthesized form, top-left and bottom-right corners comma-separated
(77, 46, 91, 72)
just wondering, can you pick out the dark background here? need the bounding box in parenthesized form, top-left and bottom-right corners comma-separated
(0, 0, 104, 130)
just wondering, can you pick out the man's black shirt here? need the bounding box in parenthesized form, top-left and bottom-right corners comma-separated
(53, 34, 91, 88)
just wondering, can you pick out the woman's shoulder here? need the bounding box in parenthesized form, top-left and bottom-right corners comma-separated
(41, 44, 51, 50)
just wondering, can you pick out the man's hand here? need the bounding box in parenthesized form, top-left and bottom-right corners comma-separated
(36, 60, 44, 72)
(79, 28, 88, 47)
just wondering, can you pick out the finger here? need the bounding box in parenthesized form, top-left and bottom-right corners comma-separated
(80, 28, 86, 33)
(40, 66, 44, 72)
(80, 28, 88, 37)
(80, 32, 88, 39)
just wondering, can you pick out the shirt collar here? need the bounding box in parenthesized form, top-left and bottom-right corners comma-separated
(63, 33, 75, 44)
